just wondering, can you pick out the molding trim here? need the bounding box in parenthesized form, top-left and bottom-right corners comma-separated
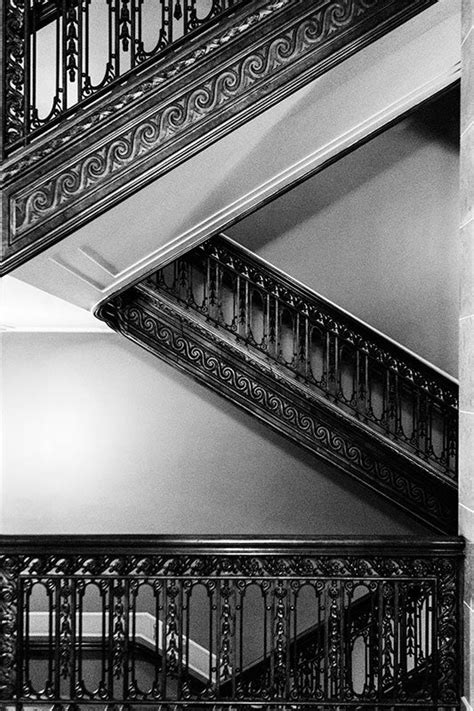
(97, 287, 457, 535)
(96, 64, 460, 301)
(1, 0, 436, 275)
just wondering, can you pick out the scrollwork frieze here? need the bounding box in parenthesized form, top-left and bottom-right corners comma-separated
(4, 0, 432, 269)
(104, 293, 455, 532)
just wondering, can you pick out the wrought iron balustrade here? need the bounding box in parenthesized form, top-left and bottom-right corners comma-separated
(3, 0, 248, 155)
(144, 235, 458, 481)
(0, 536, 463, 709)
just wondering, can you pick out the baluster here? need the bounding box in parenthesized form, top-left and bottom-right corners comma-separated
(424, 394, 434, 459)
(152, 580, 162, 699)
(83, 0, 91, 95)
(271, 579, 288, 698)
(327, 579, 341, 698)
(26, 1, 33, 139)
(244, 276, 250, 340)
(18, 579, 27, 698)
(292, 311, 300, 372)
(165, 0, 173, 44)
(330, 333, 339, 398)
(59, 577, 73, 696)
(217, 579, 233, 697)
(182, 581, 192, 699)
(235, 582, 245, 699)
(381, 583, 394, 694)
(112, 0, 121, 79)
(447, 406, 457, 476)
(207, 580, 216, 695)
(53, 578, 61, 699)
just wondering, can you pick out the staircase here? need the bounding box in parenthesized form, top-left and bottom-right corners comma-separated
(97, 233, 458, 534)
(0, 2, 465, 707)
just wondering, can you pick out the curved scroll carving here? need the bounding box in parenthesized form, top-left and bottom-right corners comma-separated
(2, 0, 436, 273)
(96, 288, 457, 534)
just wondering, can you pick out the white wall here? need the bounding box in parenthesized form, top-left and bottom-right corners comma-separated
(1, 332, 427, 535)
(227, 90, 460, 376)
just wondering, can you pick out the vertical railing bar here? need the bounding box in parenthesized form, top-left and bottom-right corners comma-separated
(83, 0, 90, 94)
(304, 315, 310, 379)
(431, 581, 439, 707)
(154, 583, 160, 698)
(17, 580, 25, 699)
(162, 581, 169, 701)
(339, 580, 344, 702)
(377, 580, 383, 703)
(274, 296, 280, 362)
(53, 579, 61, 699)
(245, 277, 250, 340)
(61, 0, 68, 113)
(393, 582, 399, 699)
(108, 580, 114, 701)
(77, 0, 83, 103)
(354, 349, 361, 414)
(184, 582, 190, 697)
(174, 579, 182, 699)
(114, 0, 121, 78)
(69, 577, 76, 701)
(210, 582, 215, 689)
(24, 0, 32, 145)
(323, 583, 329, 700)
(216, 580, 222, 699)
(122, 577, 130, 701)
(292, 586, 298, 696)
(130, 582, 137, 699)
(130, 0, 137, 68)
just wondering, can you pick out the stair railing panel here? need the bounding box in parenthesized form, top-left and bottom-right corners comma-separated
(3, 0, 248, 155)
(148, 235, 458, 481)
(0, 536, 463, 709)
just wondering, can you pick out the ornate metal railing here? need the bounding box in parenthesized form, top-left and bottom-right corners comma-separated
(0, 536, 463, 708)
(3, 0, 248, 155)
(144, 235, 458, 481)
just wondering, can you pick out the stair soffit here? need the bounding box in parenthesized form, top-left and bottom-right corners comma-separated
(0, 0, 455, 292)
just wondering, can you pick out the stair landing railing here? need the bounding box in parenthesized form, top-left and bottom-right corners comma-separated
(2, 0, 248, 156)
(0, 535, 463, 709)
(144, 234, 458, 481)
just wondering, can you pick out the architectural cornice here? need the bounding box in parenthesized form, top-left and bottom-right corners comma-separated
(1, 0, 436, 274)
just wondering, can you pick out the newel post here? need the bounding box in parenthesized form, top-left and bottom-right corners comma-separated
(0, 556, 19, 701)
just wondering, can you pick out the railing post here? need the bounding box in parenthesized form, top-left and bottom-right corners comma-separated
(0, 556, 19, 701)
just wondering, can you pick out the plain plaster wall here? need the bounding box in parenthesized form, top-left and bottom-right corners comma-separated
(227, 90, 460, 376)
(1, 331, 427, 535)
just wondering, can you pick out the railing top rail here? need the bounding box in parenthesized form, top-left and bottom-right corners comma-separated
(217, 234, 458, 389)
(0, 535, 464, 557)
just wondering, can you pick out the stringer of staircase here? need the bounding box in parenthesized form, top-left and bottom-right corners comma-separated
(1, 0, 435, 274)
(97, 235, 458, 534)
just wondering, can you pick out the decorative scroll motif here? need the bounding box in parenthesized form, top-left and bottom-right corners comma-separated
(0, 557, 20, 698)
(148, 235, 458, 480)
(0, 540, 462, 708)
(3, 0, 290, 181)
(4, 0, 26, 149)
(12, 0, 393, 234)
(97, 275, 457, 533)
(2, 0, 436, 273)
(3, 0, 250, 154)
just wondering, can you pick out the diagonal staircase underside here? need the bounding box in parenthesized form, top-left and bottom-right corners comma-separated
(97, 235, 458, 535)
(1, 0, 440, 277)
